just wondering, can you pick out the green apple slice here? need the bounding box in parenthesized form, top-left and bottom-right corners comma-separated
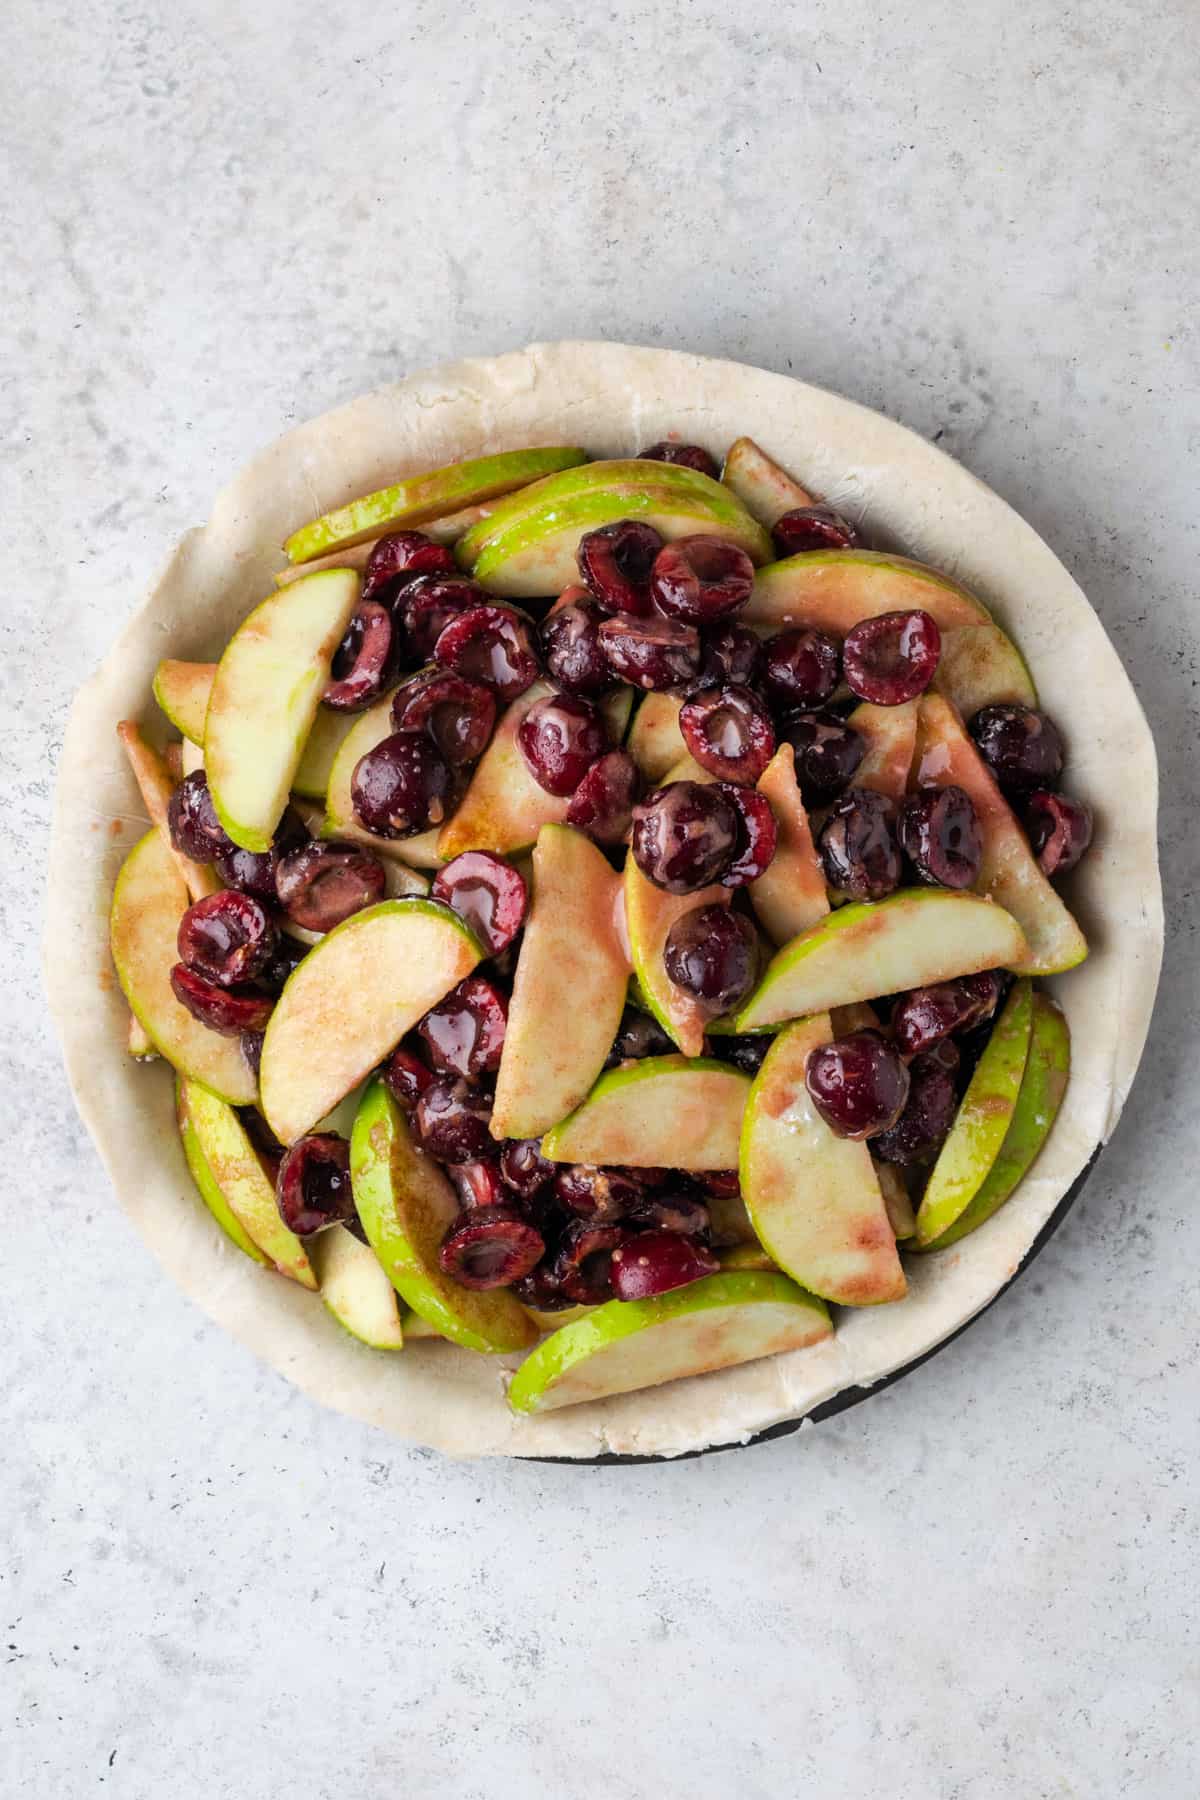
(284, 447, 588, 563)
(492, 825, 630, 1139)
(736, 888, 1028, 1031)
(153, 658, 217, 741)
(717, 1243, 779, 1272)
(623, 853, 730, 1058)
(437, 681, 573, 860)
(111, 829, 258, 1104)
(205, 568, 361, 852)
(920, 991, 1070, 1250)
(846, 699, 917, 801)
(599, 684, 635, 745)
(627, 692, 687, 782)
(175, 1077, 269, 1265)
(127, 1011, 156, 1059)
(720, 436, 816, 524)
(740, 1014, 906, 1305)
(312, 1224, 405, 1350)
(274, 504, 498, 591)
(321, 684, 445, 867)
(260, 898, 482, 1144)
(541, 1055, 751, 1170)
(507, 1272, 832, 1414)
(744, 551, 992, 637)
(750, 743, 829, 945)
(350, 1081, 536, 1353)
(914, 694, 1087, 974)
(932, 623, 1037, 716)
(914, 979, 1036, 1246)
(177, 1078, 316, 1285)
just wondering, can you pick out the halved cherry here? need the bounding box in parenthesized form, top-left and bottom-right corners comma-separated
(650, 536, 754, 624)
(770, 506, 859, 557)
(843, 609, 941, 706)
(550, 1220, 628, 1304)
(598, 612, 701, 691)
(391, 669, 497, 766)
(416, 975, 508, 1078)
(609, 1231, 718, 1300)
(1025, 789, 1093, 876)
(274, 840, 387, 931)
(539, 594, 614, 693)
(382, 1041, 435, 1108)
(566, 750, 641, 845)
(177, 890, 277, 987)
(517, 693, 606, 796)
(679, 684, 775, 785)
(434, 604, 541, 702)
(449, 1158, 507, 1212)
(577, 521, 662, 615)
(720, 784, 778, 886)
(169, 964, 274, 1036)
(324, 601, 400, 711)
(498, 1137, 557, 1201)
(275, 1133, 355, 1236)
(432, 851, 528, 955)
(638, 442, 719, 479)
(362, 530, 456, 603)
(553, 1165, 644, 1223)
(438, 1206, 544, 1290)
(399, 575, 486, 661)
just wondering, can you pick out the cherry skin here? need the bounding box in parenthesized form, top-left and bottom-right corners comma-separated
(873, 1052, 959, 1166)
(969, 705, 1065, 798)
(577, 521, 662, 615)
(382, 1042, 435, 1108)
(414, 1076, 495, 1163)
(900, 785, 983, 888)
(891, 973, 1003, 1056)
(274, 840, 386, 932)
(609, 1232, 718, 1300)
(598, 612, 702, 691)
(842, 610, 942, 706)
(783, 713, 866, 807)
(438, 1206, 545, 1290)
(434, 604, 541, 702)
(275, 1134, 355, 1236)
(169, 965, 274, 1036)
(390, 670, 497, 766)
(416, 975, 508, 1078)
(517, 693, 607, 796)
(566, 751, 641, 846)
(638, 442, 719, 479)
(177, 890, 277, 987)
(720, 785, 778, 886)
(361, 530, 457, 603)
(539, 596, 613, 694)
(805, 1031, 911, 1139)
(663, 905, 758, 1011)
(650, 536, 754, 624)
(630, 781, 739, 893)
(1025, 789, 1093, 875)
(431, 851, 528, 955)
(350, 732, 453, 838)
(818, 789, 903, 902)
(771, 506, 859, 557)
(679, 684, 775, 785)
(762, 628, 841, 710)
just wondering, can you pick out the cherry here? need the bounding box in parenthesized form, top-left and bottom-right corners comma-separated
(566, 750, 641, 845)
(843, 609, 942, 706)
(390, 669, 497, 766)
(213, 806, 308, 904)
(554, 1164, 644, 1223)
(650, 536, 754, 624)
(577, 521, 662, 615)
(414, 1076, 494, 1163)
(626, 1187, 711, 1236)
(891, 973, 1003, 1056)
(177, 891, 277, 987)
(873, 1052, 959, 1165)
(679, 684, 775, 784)
(783, 712, 866, 806)
(663, 906, 758, 1011)
(498, 1137, 556, 1201)
(517, 693, 606, 796)
(699, 621, 762, 688)
(448, 1158, 507, 1212)
(416, 975, 508, 1078)
(638, 442, 719, 479)
(805, 1030, 911, 1139)
(762, 628, 841, 709)
(539, 595, 613, 694)
(170, 964, 274, 1036)
(1025, 789, 1093, 876)
(606, 1007, 675, 1066)
(361, 530, 456, 603)
(438, 1206, 544, 1290)
(434, 604, 541, 702)
(399, 575, 484, 661)
(819, 789, 903, 902)
(511, 1264, 576, 1313)
(720, 784, 778, 885)
(323, 601, 400, 711)
(900, 785, 983, 888)
(771, 506, 859, 557)
(550, 1220, 628, 1304)
(167, 770, 232, 863)
(350, 731, 453, 838)
(630, 781, 739, 893)
(598, 612, 702, 690)
(432, 851, 527, 955)
(255, 936, 309, 996)
(610, 1231, 718, 1300)
(382, 1042, 434, 1108)
(713, 1033, 770, 1077)
(275, 1133, 355, 1236)
(274, 840, 386, 932)
(969, 705, 1065, 798)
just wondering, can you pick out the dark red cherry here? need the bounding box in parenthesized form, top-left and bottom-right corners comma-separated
(873, 1052, 959, 1165)
(167, 770, 232, 863)
(399, 575, 484, 662)
(382, 1041, 434, 1108)
(1025, 789, 1093, 876)
(699, 621, 763, 688)
(255, 935, 309, 996)
(610, 1231, 718, 1300)
(720, 784, 778, 886)
(679, 684, 775, 785)
(275, 840, 386, 932)
(434, 604, 540, 702)
(177, 890, 277, 987)
(431, 851, 527, 955)
(390, 668, 496, 766)
(630, 781, 739, 893)
(663, 905, 758, 1010)
(819, 789, 903, 902)
(638, 442, 719, 479)
(891, 973, 1003, 1057)
(438, 1206, 544, 1290)
(577, 521, 662, 616)
(275, 1133, 354, 1236)
(448, 1158, 507, 1212)
(969, 705, 1065, 799)
(606, 1007, 675, 1067)
(553, 1165, 643, 1224)
(362, 530, 456, 603)
(212, 806, 308, 904)
(714, 1034, 770, 1076)
(416, 975, 507, 1078)
(698, 1168, 741, 1200)
(323, 601, 400, 711)
(783, 712, 866, 806)
(805, 1030, 911, 1139)
(414, 1076, 494, 1163)
(511, 1263, 576, 1312)
(771, 506, 859, 557)
(350, 731, 453, 838)
(517, 693, 606, 796)
(498, 1138, 556, 1201)
(843, 610, 941, 706)
(170, 964, 274, 1036)
(650, 536, 754, 624)
(598, 612, 701, 690)
(900, 785, 983, 888)
(566, 751, 641, 845)
(626, 1188, 711, 1236)
(762, 628, 841, 709)
(539, 595, 613, 693)
(550, 1220, 628, 1304)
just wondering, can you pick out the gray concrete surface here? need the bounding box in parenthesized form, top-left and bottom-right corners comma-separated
(3, 2, 1197, 1795)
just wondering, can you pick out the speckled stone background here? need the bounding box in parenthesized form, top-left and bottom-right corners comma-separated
(4, 2, 1197, 1794)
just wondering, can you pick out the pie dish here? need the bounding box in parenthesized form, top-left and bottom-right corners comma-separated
(46, 341, 1162, 1458)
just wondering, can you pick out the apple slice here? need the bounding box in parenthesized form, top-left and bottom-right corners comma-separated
(541, 1055, 751, 1170)
(749, 743, 828, 945)
(933, 623, 1037, 716)
(913, 694, 1087, 974)
(259, 898, 482, 1144)
(492, 825, 630, 1139)
(153, 658, 217, 742)
(875, 1160, 917, 1242)
(507, 1271, 831, 1414)
(321, 685, 444, 868)
(111, 829, 258, 1104)
(744, 551, 992, 637)
(920, 991, 1070, 1250)
(736, 888, 1028, 1031)
(350, 1081, 535, 1352)
(177, 1078, 316, 1286)
(117, 721, 220, 902)
(175, 1077, 269, 1266)
(273, 504, 499, 589)
(720, 436, 816, 524)
(627, 692, 687, 782)
(437, 681, 572, 860)
(312, 1225, 405, 1350)
(284, 447, 588, 563)
(914, 979, 1035, 1246)
(205, 568, 361, 852)
(846, 699, 917, 801)
(717, 1243, 779, 1272)
(127, 1011, 156, 1060)
(739, 1014, 906, 1305)
(623, 854, 730, 1058)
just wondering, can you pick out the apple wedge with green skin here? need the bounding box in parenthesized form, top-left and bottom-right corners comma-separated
(743, 551, 992, 638)
(205, 568, 361, 853)
(492, 825, 630, 1140)
(117, 720, 220, 903)
(175, 1077, 270, 1266)
(932, 623, 1037, 716)
(321, 685, 444, 869)
(437, 681, 574, 860)
(350, 1080, 536, 1352)
(914, 979, 1036, 1246)
(623, 852, 731, 1058)
(735, 888, 1028, 1031)
(260, 897, 482, 1145)
(919, 990, 1070, 1250)
(541, 1055, 751, 1171)
(274, 504, 498, 590)
(717, 1243, 779, 1273)
(111, 829, 258, 1104)
(627, 692, 687, 783)
(720, 436, 816, 524)
(312, 1224, 405, 1350)
(153, 658, 217, 742)
(846, 699, 917, 802)
(507, 1272, 831, 1414)
(740, 1014, 906, 1305)
(127, 1010, 156, 1060)
(284, 447, 588, 563)
(749, 743, 829, 946)
(177, 1078, 317, 1285)
(913, 694, 1088, 975)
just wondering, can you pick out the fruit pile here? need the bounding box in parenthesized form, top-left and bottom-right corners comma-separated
(110, 435, 1088, 1414)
